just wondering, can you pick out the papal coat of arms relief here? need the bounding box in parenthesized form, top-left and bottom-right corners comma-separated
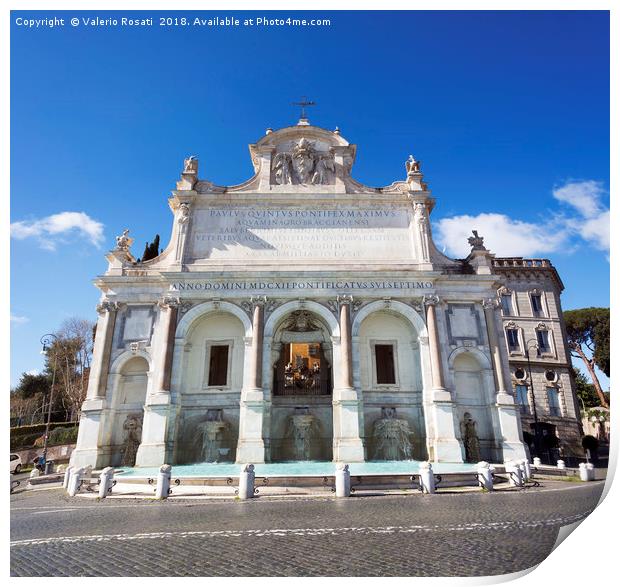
(271, 138, 336, 185)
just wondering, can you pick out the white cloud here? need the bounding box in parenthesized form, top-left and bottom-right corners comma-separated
(552, 180, 605, 219)
(434, 213, 569, 258)
(11, 211, 105, 251)
(10, 314, 29, 325)
(434, 180, 609, 259)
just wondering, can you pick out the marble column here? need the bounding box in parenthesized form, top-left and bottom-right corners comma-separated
(332, 295, 364, 462)
(135, 296, 178, 467)
(71, 299, 119, 469)
(482, 297, 528, 462)
(423, 295, 463, 462)
(236, 296, 267, 463)
(482, 298, 509, 396)
(339, 297, 354, 390)
(424, 295, 447, 393)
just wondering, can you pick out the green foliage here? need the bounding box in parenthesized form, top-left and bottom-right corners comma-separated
(11, 372, 51, 399)
(564, 307, 610, 377)
(10, 422, 79, 450)
(141, 234, 161, 262)
(47, 426, 79, 445)
(572, 368, 600, 408)
(581, 435, 599, 452)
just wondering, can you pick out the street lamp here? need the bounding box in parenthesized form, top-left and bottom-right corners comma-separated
(40, 333, 59, 467)
(524, 338, 541, 459)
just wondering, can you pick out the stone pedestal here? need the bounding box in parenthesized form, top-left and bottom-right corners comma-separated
(332, 297, 364, 462)
(236, 298, 266, 463)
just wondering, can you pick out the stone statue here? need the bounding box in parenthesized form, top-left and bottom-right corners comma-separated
(406, 154, 421, 174)
(272, 152, 294, 185)
(292, 138, 316, 184)
(183, 155, 198, 174)
(115, 229, 132, 251)
(467, 230, 486, 251)
(120, 414, 143, 467)
(311, 154, 335, 185)
(460, 413, 481, 463)
(178, 202, 191, 224)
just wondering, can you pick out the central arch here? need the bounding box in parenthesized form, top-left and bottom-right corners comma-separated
(264, 301, 339, 462)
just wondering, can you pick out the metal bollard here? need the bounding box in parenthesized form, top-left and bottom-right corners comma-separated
(238, 464, 255, 500)
(98, 467, 115, 499)
(557, 460, 566, 470)
(477, 461, 493, 491)
(419, 462, 436, 494)
(533, 457, 542, 467)
(155, 464, 172, 499)
(579, 463, 595, 481)
(505, 461, 523, 487)
(68, 467, 84, 497)
(63, 466, 74, 490)
(335, 463, 351, 497)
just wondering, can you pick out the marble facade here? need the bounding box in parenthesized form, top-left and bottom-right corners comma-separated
(71, 118, 582, 470)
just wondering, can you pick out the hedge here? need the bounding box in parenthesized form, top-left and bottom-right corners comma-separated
(10, 422, 79, 450)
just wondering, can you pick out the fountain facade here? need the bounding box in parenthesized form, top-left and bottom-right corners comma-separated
(371, 407, 414, 461)
(195, 409, 232, 463)
(286, 407, 319, 461)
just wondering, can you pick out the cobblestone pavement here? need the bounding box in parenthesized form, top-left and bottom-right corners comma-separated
(10, 480, 604, 577)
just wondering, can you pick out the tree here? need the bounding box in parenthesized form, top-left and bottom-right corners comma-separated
(564, 308, 609, 408)
(141, 234, 160, 262)
(10, 372, 54, 425)
(45, 317, 95, 420)
(572, 367, 600, 409)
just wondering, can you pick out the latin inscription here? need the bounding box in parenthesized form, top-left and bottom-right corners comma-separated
(169, 280, 434, 293)
(190, 206, 414, 260)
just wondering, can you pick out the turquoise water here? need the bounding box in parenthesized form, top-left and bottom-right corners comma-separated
(115, 460, 479, 478)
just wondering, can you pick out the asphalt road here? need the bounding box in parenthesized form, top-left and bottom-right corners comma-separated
(10, 480, 605, 577)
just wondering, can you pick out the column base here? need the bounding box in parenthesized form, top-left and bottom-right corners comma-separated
(69, 447, 109, 469)
(333, 438, 365, 463)
(135, 442, 167, 467)
(433, 439, 464, 463)
(501, 441, 528, 462)
(235, 439, 266, 464)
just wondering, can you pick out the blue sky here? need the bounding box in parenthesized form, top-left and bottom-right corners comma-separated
(10, 10, 609, 387)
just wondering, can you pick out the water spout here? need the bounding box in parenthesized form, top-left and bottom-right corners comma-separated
(371, 408, 413, 460)
(287, 409, 318, 460)
(196, 410, 231, 462)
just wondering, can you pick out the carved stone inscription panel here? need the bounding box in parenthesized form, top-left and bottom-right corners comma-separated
(190, 205, 415, 261)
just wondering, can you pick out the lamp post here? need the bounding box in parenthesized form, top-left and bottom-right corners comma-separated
(40, 333, 59, 466)
(524, 339, 541, 459)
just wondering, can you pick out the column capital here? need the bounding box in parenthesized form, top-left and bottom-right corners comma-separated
(158, 295, 180, 310)
(96, 299, 120, 315)
(423, 294, 440, 306)
(482, 297, 500, 310)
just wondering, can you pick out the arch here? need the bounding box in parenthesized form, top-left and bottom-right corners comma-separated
(176, 301, 253, 340)
(109, 349, 152, 375)
(264, 300, 340, 338)
(351, 300, 426, 338)
(447, 346, 493, 371)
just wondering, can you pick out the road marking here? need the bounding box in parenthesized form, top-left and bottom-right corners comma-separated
(10, 511, 592, 547)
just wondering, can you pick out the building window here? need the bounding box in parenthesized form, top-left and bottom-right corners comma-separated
(506, 328, 520, 352)
(374, 344, 396, 385)
(515, 384, 530, 415)
(536, 329, 550, 353)
(531, 293, 544, 317)
(500, 294, 513, 316)
(547, 387, 561, 417)
(545, 370, 557, 383)
(207, 344, 230, 387)
(514, 368, 526, 380)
